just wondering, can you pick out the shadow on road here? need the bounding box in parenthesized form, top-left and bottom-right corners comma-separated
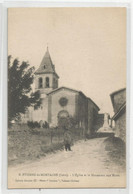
(103, 136, 126, 169)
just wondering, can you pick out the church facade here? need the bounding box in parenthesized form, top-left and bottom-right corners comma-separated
(22, 48, 100, 134)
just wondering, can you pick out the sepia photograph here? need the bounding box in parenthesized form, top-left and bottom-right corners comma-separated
(8, 7, 126, 188)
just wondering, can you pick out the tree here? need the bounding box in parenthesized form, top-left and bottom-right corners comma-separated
(8, 55, 41, 124)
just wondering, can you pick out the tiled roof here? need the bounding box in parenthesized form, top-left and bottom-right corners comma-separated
(110, 87, 126, 110)
(110, 88, 126, 97)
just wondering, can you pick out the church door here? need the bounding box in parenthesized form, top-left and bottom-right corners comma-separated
(58, 110, 69, 129)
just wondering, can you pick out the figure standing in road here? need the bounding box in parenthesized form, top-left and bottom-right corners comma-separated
(64, 127, 73, 151)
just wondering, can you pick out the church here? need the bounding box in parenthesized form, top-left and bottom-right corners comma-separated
(22, 48, 100, 134)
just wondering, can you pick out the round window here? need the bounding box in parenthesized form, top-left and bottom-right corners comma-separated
(59, 97, 68, 107)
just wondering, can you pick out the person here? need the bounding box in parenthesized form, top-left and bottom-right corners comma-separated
(63, 127, 73, 151)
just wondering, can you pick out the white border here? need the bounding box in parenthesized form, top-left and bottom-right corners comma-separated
(0, 1, 132, 194)
(0, 2, 3, 194)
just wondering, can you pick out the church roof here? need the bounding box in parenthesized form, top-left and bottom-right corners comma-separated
(47, 86, 100, 111)
(47, 86, 81, 95)
(35, 47, 59, 78)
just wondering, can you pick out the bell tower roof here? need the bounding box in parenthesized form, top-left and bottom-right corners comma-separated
(35, 47, 59, 78)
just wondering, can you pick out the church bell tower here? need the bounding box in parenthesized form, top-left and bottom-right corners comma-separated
(35, 47, 59, 96)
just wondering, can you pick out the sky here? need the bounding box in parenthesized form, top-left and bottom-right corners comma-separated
(8, 7, 126, 116)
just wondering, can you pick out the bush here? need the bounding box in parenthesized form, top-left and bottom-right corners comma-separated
(27, 121, 34, 128)
(27, 121, 40, 129)
(42, 121, 49, 129)
(34, 121, 40, 128)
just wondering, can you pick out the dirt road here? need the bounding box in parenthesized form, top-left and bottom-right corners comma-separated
(8, 137, 126, 188)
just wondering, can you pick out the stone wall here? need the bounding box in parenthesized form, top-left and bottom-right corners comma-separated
(115, 112, 126, 142)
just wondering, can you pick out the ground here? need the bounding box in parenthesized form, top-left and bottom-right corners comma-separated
(8, 137, 126, 188)
(8, 126, 81, 165)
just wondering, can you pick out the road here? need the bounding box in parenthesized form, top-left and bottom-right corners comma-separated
(8, 137, 126, 188)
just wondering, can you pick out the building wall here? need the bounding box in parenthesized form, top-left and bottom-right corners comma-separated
(115, 111, 126, 142)
(32, 97, 49, 122)
(21, 97, 49, 124)
(87, 101, 93, 134)
(75, 93, 88, 133)
(35, 74, 55, 94)
(112, 90, 126, 113)
(49, 90, 77, 126)
(94, 114, 104, 131)
(111, 88, 126, 142)
(20, 107, 33, 123)
(87, 101, 99, 134)
(21, 88, 100, 134)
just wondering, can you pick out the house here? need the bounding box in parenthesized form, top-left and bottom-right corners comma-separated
(110, 88, 126, 142)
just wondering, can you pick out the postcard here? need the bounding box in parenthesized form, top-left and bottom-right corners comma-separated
(8, 7, 126, 188)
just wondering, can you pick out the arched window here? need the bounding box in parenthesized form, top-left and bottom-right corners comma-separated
(46, 77, 49, 88)
(39, 77, 43, 88)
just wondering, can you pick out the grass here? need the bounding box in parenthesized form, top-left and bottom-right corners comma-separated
(8, 124, 81, 166)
